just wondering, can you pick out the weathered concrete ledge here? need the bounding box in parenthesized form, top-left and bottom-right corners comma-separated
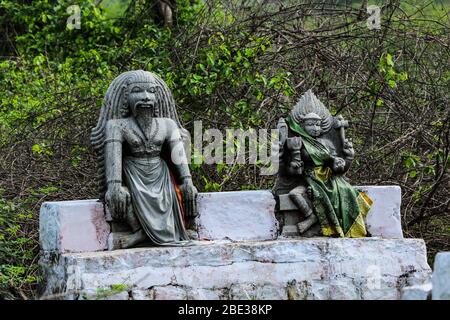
(40, 237, 431, 300)
(401, 251, 450, 300)
(39, 186, 403, 254)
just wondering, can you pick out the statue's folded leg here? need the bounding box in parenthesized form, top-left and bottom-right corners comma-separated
(289, 186, 312, 216)
(108, 203, 148, 250)
(297, 214, 318, 234)
(288, 186, 317, 234)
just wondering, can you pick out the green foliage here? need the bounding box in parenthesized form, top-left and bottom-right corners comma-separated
(172, 31, 293, 128)
(0, 195, 38, 299)
(91, 283, 131, 300)
(368, 52, 409, 107)
(100, 0, 131, 18)
(378, 53, 408, 89)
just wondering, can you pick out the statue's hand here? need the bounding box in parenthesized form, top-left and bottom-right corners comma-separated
(332, 156, 346, 173)
(286, 136, 302, 151)
(180, 179, 198, 218)
(105, 185, 130, 221)
(289, 159, 303, 175)
(307, 186, 313, 199)
(343, 139, 355, 159)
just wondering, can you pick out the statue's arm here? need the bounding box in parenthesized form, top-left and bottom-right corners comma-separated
(286, 136, 303, 176)
(165, 120, 192, 182)
(104, 120, 129, 220)
(277, 117, 303, 176)
(105, 120, 123, 184)
(164, 119, 198, 217)
(332, 116, 354, 174)
(277, 117, 288, 158)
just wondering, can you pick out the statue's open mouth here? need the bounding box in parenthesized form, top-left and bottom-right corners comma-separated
(137, 102, 155, 108)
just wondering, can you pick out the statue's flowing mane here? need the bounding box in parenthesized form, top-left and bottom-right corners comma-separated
(290, 89, 333, 133)
(91, 70, 188, 199)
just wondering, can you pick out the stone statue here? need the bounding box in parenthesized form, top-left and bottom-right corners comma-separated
(91, 70, 198, 249)
(273, 90, 372, 238)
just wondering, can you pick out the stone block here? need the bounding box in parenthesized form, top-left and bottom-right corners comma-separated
(196, 190, 278, 241)
(229, 283, 287, 300)
(277, 185, 403, 238)
(186, 288, 223, 300)
(150, 286, 187, 300)
(401, 282, 432, 300)
(361, 186, 403, 238)
(39, 200, 110, 253)
(432, 252, 450, 300)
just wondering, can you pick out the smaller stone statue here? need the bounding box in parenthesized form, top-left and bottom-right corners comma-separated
(273, 90, 372, 237)
(91, 70, 198, 249)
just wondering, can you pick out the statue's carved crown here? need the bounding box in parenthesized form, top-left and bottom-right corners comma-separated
(301, 112, 322, 122)
(291, 90, 333, 132)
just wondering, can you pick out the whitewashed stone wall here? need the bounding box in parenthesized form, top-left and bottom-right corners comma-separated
(39, 238, 430, 300)
(39, 186, 433, 300)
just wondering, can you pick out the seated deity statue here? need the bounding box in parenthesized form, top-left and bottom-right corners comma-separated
(91, 70, 198, 249)
(273, 90, 373, 237)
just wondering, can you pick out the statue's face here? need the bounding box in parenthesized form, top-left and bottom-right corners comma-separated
(303, 119, 322, 137)
(128, 81, 158, 117)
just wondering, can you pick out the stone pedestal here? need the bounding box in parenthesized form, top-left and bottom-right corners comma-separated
(432, 252, 450, 300)
(40, 238, 430, 300)
(401, 251, 450, 300)
(277, 186, 403, 238)
(39, 187, 431, 300)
